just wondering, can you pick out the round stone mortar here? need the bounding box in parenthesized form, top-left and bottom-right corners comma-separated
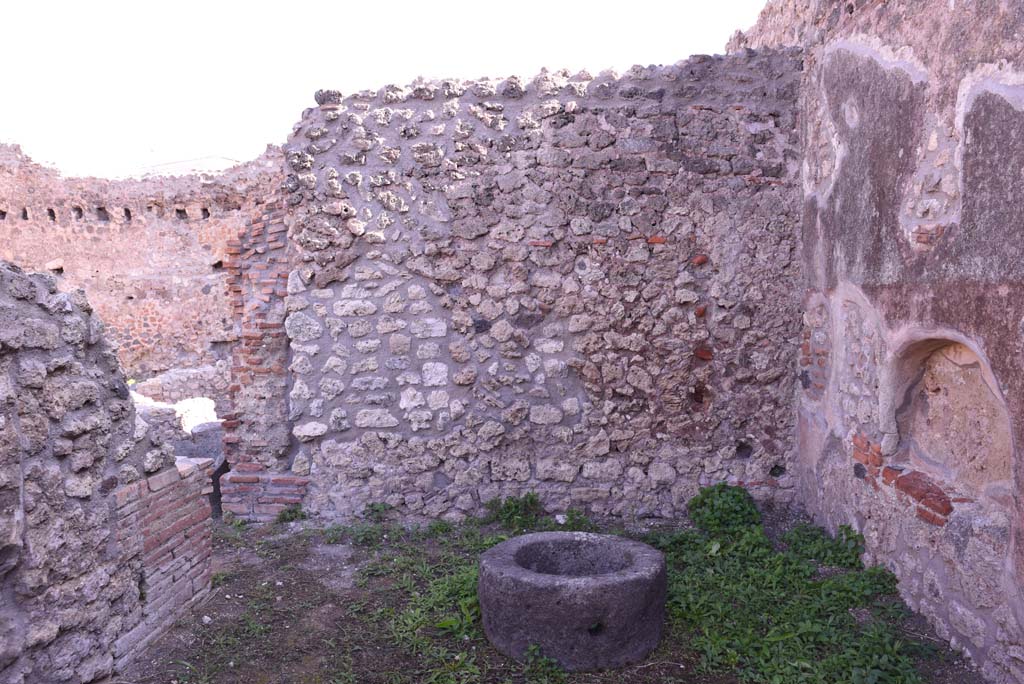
(477, 531, 667, 671)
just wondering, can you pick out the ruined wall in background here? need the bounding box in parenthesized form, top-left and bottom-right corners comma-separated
(0, 145, 281, 410)
(733, 2, 1024, 681)
(233, 49, 806, 522)
(0, 262, 212, 683)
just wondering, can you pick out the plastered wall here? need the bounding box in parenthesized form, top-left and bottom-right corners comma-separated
(733, 1, 1024, 680)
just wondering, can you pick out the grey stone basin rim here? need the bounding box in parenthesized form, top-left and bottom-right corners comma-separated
(483, 531, 663, 586)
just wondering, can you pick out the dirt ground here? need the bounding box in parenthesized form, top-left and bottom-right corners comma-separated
(121, 507, 985, 684)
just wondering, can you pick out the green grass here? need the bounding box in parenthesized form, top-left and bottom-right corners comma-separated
(644, 485, 920, 684)
(276, 504, 308, 523)
(368, 486, 921, 684)
(782, 523, 865, 569)
(186, 487, 929, 684)
(482, 493, 545, 531)
(686, 482, 762, 534)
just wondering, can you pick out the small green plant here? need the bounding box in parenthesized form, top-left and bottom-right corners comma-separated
(210, 571, 231, 588)
(275, 504, 307, 523)
(174, 660, 214, 684)
(364, 501, 395, 522)
(559, 508, 595, 531)
(687, 483, 761, 534)
(483, 492, 544, 531)
(421, 648, 481, 684)
(783, 523, 865, 568)
(349, 521, 385, 547)
(221, 512, 247, 531)
(323, 524, 346, 544)
(434, 595, 480, 640)
(427, 519, 454, 537)
(521, 644, 566, 684)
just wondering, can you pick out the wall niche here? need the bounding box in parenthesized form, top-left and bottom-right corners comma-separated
(895, 341, 1013, 503)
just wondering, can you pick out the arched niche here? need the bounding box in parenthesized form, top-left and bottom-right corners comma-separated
(892, 339, 1013, 504)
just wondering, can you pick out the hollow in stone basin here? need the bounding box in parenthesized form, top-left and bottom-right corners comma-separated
(478, 531, 667, 671)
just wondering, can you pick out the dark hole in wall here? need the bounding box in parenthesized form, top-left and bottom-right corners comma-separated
(47, 208, 56, 222)
(0, 546, 19, 578)
(72, 206, 83, 219)
(853, 463, 867, 479)
(21, 208, 28, 220)
(137, 573, 147, 603)
(124, 207, 132, 221)
(211, 259, 223, 270)
(209, 339, 232, 361)
(769, 464, 786, 478)
(512, 311, 545, 329)
(0, 209, 6, 220)
(96, 207, 110, 222)
(209, 460, 231, 519)
(176, 208, 188, 220)
(588, 621, 605, 636)
(691, 382, 706, 405)
(201, 207, 210, 219)
(735, 441, 754, 459)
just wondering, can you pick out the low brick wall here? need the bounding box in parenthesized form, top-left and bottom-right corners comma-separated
(113, 457, 214, 670)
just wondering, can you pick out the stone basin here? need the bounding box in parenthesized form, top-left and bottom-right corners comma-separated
(477, 531, 666, 671)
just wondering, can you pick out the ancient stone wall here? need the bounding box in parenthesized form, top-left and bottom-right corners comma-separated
(734, 2, 1024, 680)
(0, 145, 280, 410)
(0, 261, 212, 683)
(233, 49, 806, 522)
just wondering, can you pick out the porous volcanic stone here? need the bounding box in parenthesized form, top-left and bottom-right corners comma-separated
(478, 532, 666, 671)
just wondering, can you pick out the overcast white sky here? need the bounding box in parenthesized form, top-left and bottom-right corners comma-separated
(0, 1, 766, 178)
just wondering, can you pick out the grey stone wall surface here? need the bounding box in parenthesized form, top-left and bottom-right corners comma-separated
(0, 261, 207, 684)
(280, 49, 805, 521)
(0, 262, 157, 682)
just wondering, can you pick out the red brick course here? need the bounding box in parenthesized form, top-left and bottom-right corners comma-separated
(850, 432, 956, 526)
(111, 459, 213, 669)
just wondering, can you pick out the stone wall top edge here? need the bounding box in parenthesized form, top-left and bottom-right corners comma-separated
(304, 47, 804, 109)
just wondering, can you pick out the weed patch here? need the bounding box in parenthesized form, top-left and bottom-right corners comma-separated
(130, 491, 977, 684)
(276, 504, 307, 523)
(648, 485, 920, 683)
(687, 483, 761, 534)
